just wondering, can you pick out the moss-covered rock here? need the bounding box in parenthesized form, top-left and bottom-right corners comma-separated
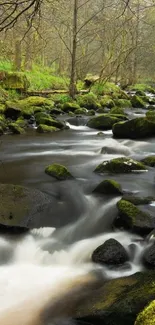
(116, 199, 154, 234)
(0, 71, 29, 90)
(86, 109, 95, 116)
(50, 108, 63, 115)
(8, 122, 25, 134)
(4, 100, 21, 119)
(94, 157, 146, 174)
(68, 111, 75, 117)
(34, 111, 49, 122)
(93, 179, 122, 195)
(37, 124, 59, 133)
(146, 110, 155, 122)
(100, 96, 115, 108)
(76, 93, 100, 110)
(75, 108, 87, 115)
(96, 107, 106, 114)
(113, 117, 155, 139)
(141, 156, 155, 167)
(135, 300, 155, 325)
(45, 163, 73, 180)
(62, 102, 80, 112)
(122, 195, 154, 206)
(114, 99, 132, 108)
(135, 90, 146, 97)
(0, 103, 5, 114)
(36, 116, 65, 129)
(92, 238, 128, 266)
(16, 117, 27, 128)
(0, 183, 52, 228)
(20, 96, 54, 108)
(131, 95, 146, 108)
(129, 83, 155, 94)
(75, 272, 155, 325)
(87, 114, 124, 130)
(110, 107, 126, 115)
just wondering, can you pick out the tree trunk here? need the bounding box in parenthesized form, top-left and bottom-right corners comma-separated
(69, 0, 78, 98)
(14, 40, 22, 71)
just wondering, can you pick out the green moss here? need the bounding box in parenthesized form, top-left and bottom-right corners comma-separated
(16, 117, 27, 128)
(131, 95, 146, 108)
(100, 96, 115, 108)
(87, 114, 124, 130)
(76, 92, 99, 110)
(37, 117, 64, 129)
(146, 110, 155, 122)
(0, 71, 29, 90)
(129, 83, 155, 94)
(86, 109, 95, 116)
(117, 199, 153, 233)
(113, 117, 155, 139)
(74, 108, 87, 115)
(50, 94, 72, 104)
(50, 108, 63, 115)
(68, 111, 75, 117)
(135, 90, 147, 97)
(0, 104, 5, 113)
(62, 102, 80, 112)
(21, 107, 34, 119)
(8, 122, 25, 134)
(94, 157, 146, 174)
(19, 96, 54, 109)
(45, 163, 73, 180)
(114, 99, 132, 108)
(141, 156, 155, 167)
(37, 124, 59, 133)
(93, 179, 122, 195)
(92, 82, 121, 96)
(110, 107, 125, 115)
(96, 107, 106, 114)
(135, 300, 155, 325)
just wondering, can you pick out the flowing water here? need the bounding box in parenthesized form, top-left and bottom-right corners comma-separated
(0, 115, 155, 324)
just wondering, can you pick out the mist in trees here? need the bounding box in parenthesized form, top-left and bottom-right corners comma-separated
(1, 0, 155, 95)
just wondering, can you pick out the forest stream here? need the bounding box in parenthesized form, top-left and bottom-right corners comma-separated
(0, 104, 155, 324)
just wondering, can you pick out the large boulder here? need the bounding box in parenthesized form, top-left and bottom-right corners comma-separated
(87, 114, 125, 130)
(135, 300, 155, 325)
(45, 163, 73, 180)
(92, 238, 128, 266)
(4, 101, 21, 119)
(36, 117, 65, 129)
(94, 157, 146, 174)
(0, 71, 29, 90)
(75, 272, 155, 325)
(113, 99, 132, 108)
(76, 93, 100, 110)
(116, 199, 154, 234)
(113, 118, 155, 139)
(62, 102, 80, 112)
(93, 179, 123, 195)
(141, 156, 155, 167)
(143, 242, 155, 268)
(37, 124, 59, 133)
(0, 183, 52, 229)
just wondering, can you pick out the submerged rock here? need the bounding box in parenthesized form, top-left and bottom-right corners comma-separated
(45, 163, 73, 180)
(113, 117, 155, 139)
(75, 272, 155, 325)
(92, 238, 128, 266)
(93, 179, 122, 195)
(135, 300, 155, 325)
(0, 183, 52, 228)
(94, 157, 146, 174)
(116, 199, 154, 234)
(141, 156, 155, 167)
(37, 124, 59, 133)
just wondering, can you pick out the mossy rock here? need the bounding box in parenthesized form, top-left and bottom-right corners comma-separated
(143, 243, 155, 268)
(129, 83, 155, 94)
(4, 100, 21, 119)
(37, 117, 65, 129)
(0, 183, 52, 227)
(0, 115, 6, 131)
(75, 108, 87, 115)
(92, 238, 128, 266)
(8, 122, 25, 135)
(0, 71, 29, 90)
(34, 111, 49, 122)
(45, 163, 73, 180)
(100, 96, 115, 108)
(131, 95, 146, 108)
(62, 102, 80, 112)
(19, 96, 54, 109)
(0, 103, 5, 114)
(21, 107, 34, 119)
(76, 93, 100, 110)
(96, 107, 106, 114)
(122, 195, 154, 206)
(135, 90, 147, 97)
(135, 300, 155, 325)
(68, 111, 75, 117)
(117, 199, 154, 234)
(50, 108, 63, 115)
(110, 107, 125, 115)
(113, 117, 155, 139)
(76, 272, 155, 325)
(93, 179, 122, 195)
(87, 114, 124, 130)
(146, 110, 155, 122)
(116, 90, 130, 100)
(114, 99, 132, 108)
(37, 124, 59, 133)
(94, 157, 146, 174)
(86, 109, 95, 116)
(16, 117, 27, 128)
(141, 156, 155, 167)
